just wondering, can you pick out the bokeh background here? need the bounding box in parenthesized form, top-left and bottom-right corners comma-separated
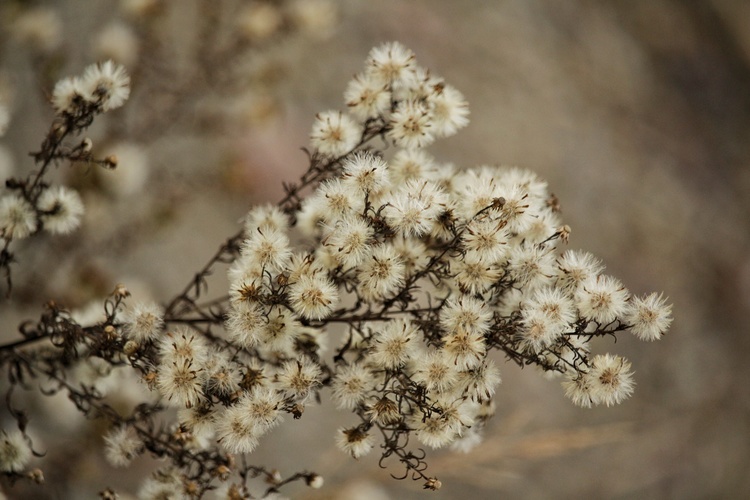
(1, 0, 749, 498)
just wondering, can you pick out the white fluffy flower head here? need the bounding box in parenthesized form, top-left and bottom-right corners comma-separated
(310, 110, 361, 158)
(81, 60, 131, 111)
(37, 186, 85, 235)
(0, 194, 37, 240)
(0, 429, 32, 473)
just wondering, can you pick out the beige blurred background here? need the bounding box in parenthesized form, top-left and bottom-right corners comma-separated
(1, 1, 749, 498)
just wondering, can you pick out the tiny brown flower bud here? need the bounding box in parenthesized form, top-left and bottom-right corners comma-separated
(266, 469, 282, 485)
(173, 426, 191, 443)
(143, 371, 158, 389)
(547, 193, 561, 212)
(99, 488, 117, 500)
(28, 468, 44, 484)
(184, 480, 199, 496)
(424, 477, 441, 491)
(306, 473, 324, 489)
(213, 464, 231, 480)
(227, 484, 245, 500)
(123, 340, 139, 356)
(238, 283, 261, 302)
(104, 325, 117, 339)
(113, 283, 129, 298)
(51, 122, 67, 137)
(104, 155, 118, 169)
(491, 196, 506, 210)
(291, 403, 304, 419)
(559, 224, 571, 244)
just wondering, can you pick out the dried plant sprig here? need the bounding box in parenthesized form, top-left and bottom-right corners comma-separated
(0, 61, 131, 296)
(0, 42, 672, 498)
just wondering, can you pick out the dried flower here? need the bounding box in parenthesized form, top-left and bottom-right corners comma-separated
(336, 427, 374, 459)
(157, 358, 205, 408)
(0, 430, 32, 473)
(52, 77, 84, 115)
(369, 318, 419, 370)
(104, 426, 143, 467)
(305, 473, 324, 489)
(576, 275, 630, 324)
(80, 60, 131, 111)
(277, 357, 322, 400)
(588, 354, 635, 407)
(625, 293, 673, 341)
(310, 111, 361, 158)
(288, 275, 338, 320)
(387, 100, 434, 149)
(0, 40, 673, 497)
(331, 363, 374, 410)
(345, 73, 391, 120)
(36, 186, 84, 235)
(0, 194, 37, 240)
(366, 41, 417, 86)
(123, 302, 164, 342)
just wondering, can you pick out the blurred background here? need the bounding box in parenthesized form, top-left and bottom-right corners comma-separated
(1, 0, 749, 498)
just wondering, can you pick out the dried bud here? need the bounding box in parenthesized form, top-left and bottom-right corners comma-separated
(547, 193, 561, 212)
(104, 154, 118, 169)
(123, 340, 139, 356)
(226, 484, 245, 500)
(113, 283, 129, 298)
(184, 480, 199, 496)
(173, 426, 191, 443)
(366, 396, 400, 425)
(424, 477, 441, 491)
(81, 137, 93, 153)
(291, 403, 305, 419)
(266, 469, 282, 485)
(51, 121, 67, 138)
(491, 196, 506, 210)
(213, 464, 231, 480)
(238, 283, 261, 302)
(305, 473, 324, 489)
(28, 468, 44, 484)
(143, 371, 157, 389)
(559, 224, 571, 244)
(104, 324, 117, 339)
(240, 367, 265, 391)
(99, 488, 117, 500)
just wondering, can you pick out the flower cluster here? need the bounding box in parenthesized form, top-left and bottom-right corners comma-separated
(152, 42, 671, 488)
(310, 42, 468, 157)
(0, 61, 130, 293)
(0, 0, 347, 305)
(0, 179, 85, 241)
(0, 43, 672, 497)
(52, 60, 131, 116)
